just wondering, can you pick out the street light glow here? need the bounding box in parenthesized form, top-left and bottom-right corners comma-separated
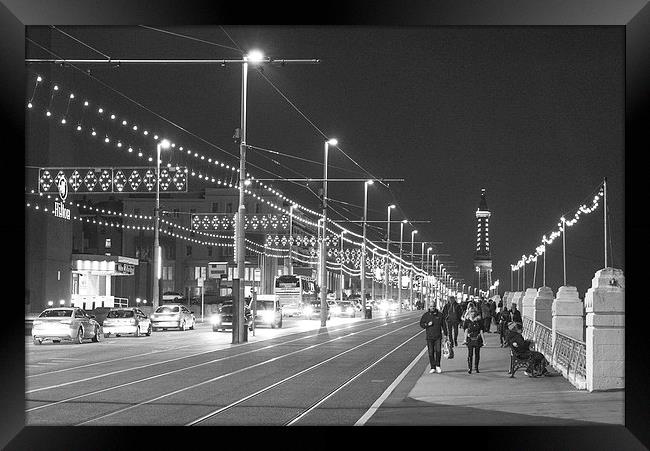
(246, 49, 265, 63)
(160, 139, 171, 149)
(327, 138, 338, 146)
(366, 179, 374, 185)
(388, 204, 396, 209)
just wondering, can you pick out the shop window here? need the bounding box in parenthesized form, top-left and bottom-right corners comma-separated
(212, 202, 219, 213)
(105, 238, 112, 249)
(207, 246, 213, 257)
(186, 245, 192, 256)
(226, 203, 233, 213)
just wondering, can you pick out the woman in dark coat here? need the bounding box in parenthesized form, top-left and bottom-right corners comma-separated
(462, 308, 485, 374)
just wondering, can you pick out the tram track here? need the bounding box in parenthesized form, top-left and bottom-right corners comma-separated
(26, 314, 420, 420)
(76, 319, 419, 426)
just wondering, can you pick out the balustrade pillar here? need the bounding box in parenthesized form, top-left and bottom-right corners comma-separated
(521, 288, 538, 322)
(534, 286, 555, 328)
(585, 268, 625, 392)
(552, 286, 582, 347)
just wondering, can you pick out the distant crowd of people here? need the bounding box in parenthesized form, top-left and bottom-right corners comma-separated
(419, 295, 547, 377)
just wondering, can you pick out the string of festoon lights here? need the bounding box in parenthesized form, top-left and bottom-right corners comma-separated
(27, 73, 324, 229)
(511, 182, 605, 271)
(28, 74, 398, 262)
(27, 73, 432, 277)
(27, 71, 433, 260)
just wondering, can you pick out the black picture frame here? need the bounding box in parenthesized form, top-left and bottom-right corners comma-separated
(4, 1, 648, 449)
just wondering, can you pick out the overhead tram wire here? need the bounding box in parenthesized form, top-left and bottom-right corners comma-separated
(28, 31, 451, 276)
(148, 26, 417, 245)
(51, 26, 112, 60)
(25, 38, 329, 209)
(138, 26, 242, 52)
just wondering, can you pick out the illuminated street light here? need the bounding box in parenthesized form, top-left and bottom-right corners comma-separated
(384, 204, 396, 303)
(152, 139, 171, 310)
(360, 179, 374, 314)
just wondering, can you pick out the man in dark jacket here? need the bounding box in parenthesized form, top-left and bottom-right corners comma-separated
(420, 305, 448, 374)
(481, 299, 492, 332)
(511, 303, 522, 326)
(442, 296, 461, 347)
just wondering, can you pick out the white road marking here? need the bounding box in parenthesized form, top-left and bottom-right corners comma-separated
(27, 317, 418, 415)
(287, 330, 423, 425)
(355, 345, 427, 425)
(27, 315, 416, 392)
(186, 322, 417, 426)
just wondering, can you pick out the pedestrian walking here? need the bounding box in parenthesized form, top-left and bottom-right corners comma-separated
(497, 306, 512, 347)
(419, 304, 448, 374)
(442, 296, 461, 347)
(481, 298, 492, 332)
(489, 298, 497, 331)
(511, 303, 522, 327)
(462, 308, 485, 374)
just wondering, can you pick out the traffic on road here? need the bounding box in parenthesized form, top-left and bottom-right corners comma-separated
(26, 307, 422, 426)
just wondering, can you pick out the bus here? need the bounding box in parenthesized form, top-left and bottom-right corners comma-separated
(274, 274, 317, 317)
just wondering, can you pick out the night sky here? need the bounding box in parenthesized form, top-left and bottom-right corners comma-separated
(25, 26, 624, 297)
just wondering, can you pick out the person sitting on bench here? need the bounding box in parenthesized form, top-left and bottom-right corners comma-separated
(505, 322, 548, 377)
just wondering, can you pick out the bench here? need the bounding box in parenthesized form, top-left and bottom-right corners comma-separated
(507, 349, 532, 378)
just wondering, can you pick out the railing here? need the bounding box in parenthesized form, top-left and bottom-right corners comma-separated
(522, 315, 586, 390)
(532, 321, 553, 358)
(522, 316, 534, 339)
(553, 331, 587, 389)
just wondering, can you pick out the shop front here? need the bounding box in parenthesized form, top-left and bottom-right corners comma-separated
(71, 255, 139, 311)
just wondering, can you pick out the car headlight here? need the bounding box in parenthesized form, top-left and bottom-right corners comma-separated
(210, 315, 221, 325)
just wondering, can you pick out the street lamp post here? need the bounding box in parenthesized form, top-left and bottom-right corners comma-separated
(288, 203, 297, 275)
(398, 220, 407, 312)
(384, 205, 395, 303)
(409, 230, 417, 309)
(426, 247, 432, 308)
(234, 50, 265, 344)
(320, 138, 337, 327)
(360, 180, 373, 315)
(340, 230, 346, 301)
(152, 138, 171, 310)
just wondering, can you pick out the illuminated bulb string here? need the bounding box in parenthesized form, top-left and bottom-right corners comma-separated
(510, 182, 605, 270)
(28, 74, 445, 276)
(28, 73, 322, 222)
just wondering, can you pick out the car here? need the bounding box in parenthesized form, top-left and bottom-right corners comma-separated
(249, 298, 283, 329)
(210, 301, 252, 332)
(32, 307, 103, 345)
(162, 291, 185, 303)
(302, 301, 330, 320)
(150, 304, 195, 331)
(103, 307, 152, 337)
(331, 300, 357, 318)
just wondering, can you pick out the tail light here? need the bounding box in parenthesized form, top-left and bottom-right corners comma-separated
(129, 319, 136, 325)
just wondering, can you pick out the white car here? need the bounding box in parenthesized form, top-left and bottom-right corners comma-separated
(103, 307, 152, 337)
(32, 307, 103, 345)
(150, 304, 195, 331)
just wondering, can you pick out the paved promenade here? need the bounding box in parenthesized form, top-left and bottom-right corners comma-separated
(366, 327, 624, 426)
